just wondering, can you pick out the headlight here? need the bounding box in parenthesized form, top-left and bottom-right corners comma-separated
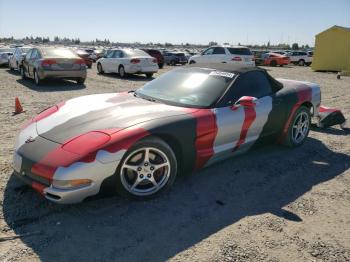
(52, 179, 92, 189)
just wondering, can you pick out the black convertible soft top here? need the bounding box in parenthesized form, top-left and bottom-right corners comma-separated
(186, 63, 283, 91)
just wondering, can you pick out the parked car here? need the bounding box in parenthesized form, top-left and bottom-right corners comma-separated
(96, 48, 158, 78)
(141, 49, 164, 69)
(255, 52, 290, 66)
(0, 47, 14, 66)
(272, 51, 290, 56)
(164, 52, 188, 65)
(20, 47, 87, 85)
(12, 64, 321, 203)
(9, 46, 32, 70)
(74, 49, 93, 68)
(287, 51, 312, 66)
(189, 46, 255, 66)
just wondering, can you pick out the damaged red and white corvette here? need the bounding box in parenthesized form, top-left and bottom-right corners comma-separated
(12, 64, 322, 204)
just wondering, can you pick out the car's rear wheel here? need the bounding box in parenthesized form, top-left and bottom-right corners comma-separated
(270, 60, 277, 67)
(171, 60, 176, 66)
(118, 65, 126, 78)
(298, 59, 305, 66)
(34, 70, 41, 85)
(97, 63, 104, 74)
(145, 73, 153, 78)
(77, 78, 85, 84)
(284, 106, 311, 147)
(116, 137, 177, 199)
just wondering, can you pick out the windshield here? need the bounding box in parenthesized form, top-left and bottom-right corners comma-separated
(136, 68, 235, 108)
(41, 48, 77, 58)
(124, 49, 149, 57)
(20, 48, 31, 54)
(0, 48, 13, 53)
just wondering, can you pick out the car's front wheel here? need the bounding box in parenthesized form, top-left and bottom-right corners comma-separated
(145, 73, 153, 78)
(97, 63, 104, 74)
(284, 106, 311, 147)
(116, 137, 177, 199)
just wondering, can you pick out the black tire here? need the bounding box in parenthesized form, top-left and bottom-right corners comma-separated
(158, 63, 164, 69)
(115, 137, 177, 200)
(118, 65, 126, 78)
(305, 62, 312, 66)
(20, 66, 26, 79)
(284, 106, 311, 147)
(270, 60, 277, 67)
(145, 73, 153, 78)
(88, 64, 92, 69)
(189, 60, 196, 64)
(298, 59, 305, 66)
(97, 63, 104, 74)
(34, 70, 41, 86)
(77, 78, 85, 84)
(170, 60, 176, 66)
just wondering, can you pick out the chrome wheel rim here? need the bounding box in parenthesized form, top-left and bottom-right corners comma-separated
(292, 111, 309, 144)
(120, 147, 171, 196)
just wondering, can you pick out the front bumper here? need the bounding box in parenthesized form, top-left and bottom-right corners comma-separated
(12, 150, 121, 204)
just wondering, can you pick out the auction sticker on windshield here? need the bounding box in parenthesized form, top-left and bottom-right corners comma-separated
(209, 71, 235, 78)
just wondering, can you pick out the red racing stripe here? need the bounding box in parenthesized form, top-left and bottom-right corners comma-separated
(31, 181, 46, 195)
(233, 106, 256, 151)
(31, 127, 149, 182)
(21, 101, 66, 130)
(189, 109, 218, 170)
(278, 87, 312, 143)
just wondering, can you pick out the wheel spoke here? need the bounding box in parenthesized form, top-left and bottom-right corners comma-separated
(148, 176, 158, 187)
(131, 177, 142, 190)
(144, 148, 150, 163)
(123, 164, 139, 172)
(153, 162, 168, 171)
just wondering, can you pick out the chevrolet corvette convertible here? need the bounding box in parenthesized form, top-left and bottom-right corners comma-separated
(13, 64, 321, 204)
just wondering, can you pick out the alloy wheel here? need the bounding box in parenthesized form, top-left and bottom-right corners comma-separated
(120, 147, 171, 196)
(292, 111, 309, 144)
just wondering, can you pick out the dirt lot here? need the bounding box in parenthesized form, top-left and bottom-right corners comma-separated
(0, 64, 349, 262)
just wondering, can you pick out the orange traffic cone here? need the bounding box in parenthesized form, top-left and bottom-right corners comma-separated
(14, 97, 24, 115)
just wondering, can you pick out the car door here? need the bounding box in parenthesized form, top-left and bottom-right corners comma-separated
(210, 71, 274, 162)
(198, 47, 215, 63)
(22, 49, 32, 75)
(211, 47, 227, 63)
(103, 50, 116, 72)
(27, 48, 39, 77)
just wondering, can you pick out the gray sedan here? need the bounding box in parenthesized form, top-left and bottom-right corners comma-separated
(21, 47, 87, 85)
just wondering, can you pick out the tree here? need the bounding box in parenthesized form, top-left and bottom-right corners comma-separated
(292, 43, 299, 50)
(209, 41, 217, 46)
(267, 41, 270, 48)
(305, 44, 310, 49)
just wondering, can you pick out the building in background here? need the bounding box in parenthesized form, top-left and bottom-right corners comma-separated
(312, 25, 350, 75)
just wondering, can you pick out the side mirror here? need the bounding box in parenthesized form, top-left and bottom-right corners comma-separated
(231, 96, 258, 110)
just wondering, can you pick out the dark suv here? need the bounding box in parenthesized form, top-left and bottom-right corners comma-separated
(164, 52, 188, 66)
(141, 49, 164, 68)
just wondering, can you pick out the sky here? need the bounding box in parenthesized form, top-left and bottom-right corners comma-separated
(0, 0, 349, 46)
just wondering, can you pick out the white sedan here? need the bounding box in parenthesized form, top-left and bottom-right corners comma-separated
(97, 48, 158, 78)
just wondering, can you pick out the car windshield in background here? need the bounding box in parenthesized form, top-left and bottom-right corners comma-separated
(20, 48, 31, 53)
(0, 48, 13, 53)
(124, 49, 149, 57)
(228, 48, 252, 55)
(41, 48, 77, 58)
(136, 68, 235, 108)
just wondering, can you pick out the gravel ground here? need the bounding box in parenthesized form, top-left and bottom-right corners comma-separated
(0, 64, 349, 262)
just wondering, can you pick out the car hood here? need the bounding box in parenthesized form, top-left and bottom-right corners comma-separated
(36, 92, 193, 144)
